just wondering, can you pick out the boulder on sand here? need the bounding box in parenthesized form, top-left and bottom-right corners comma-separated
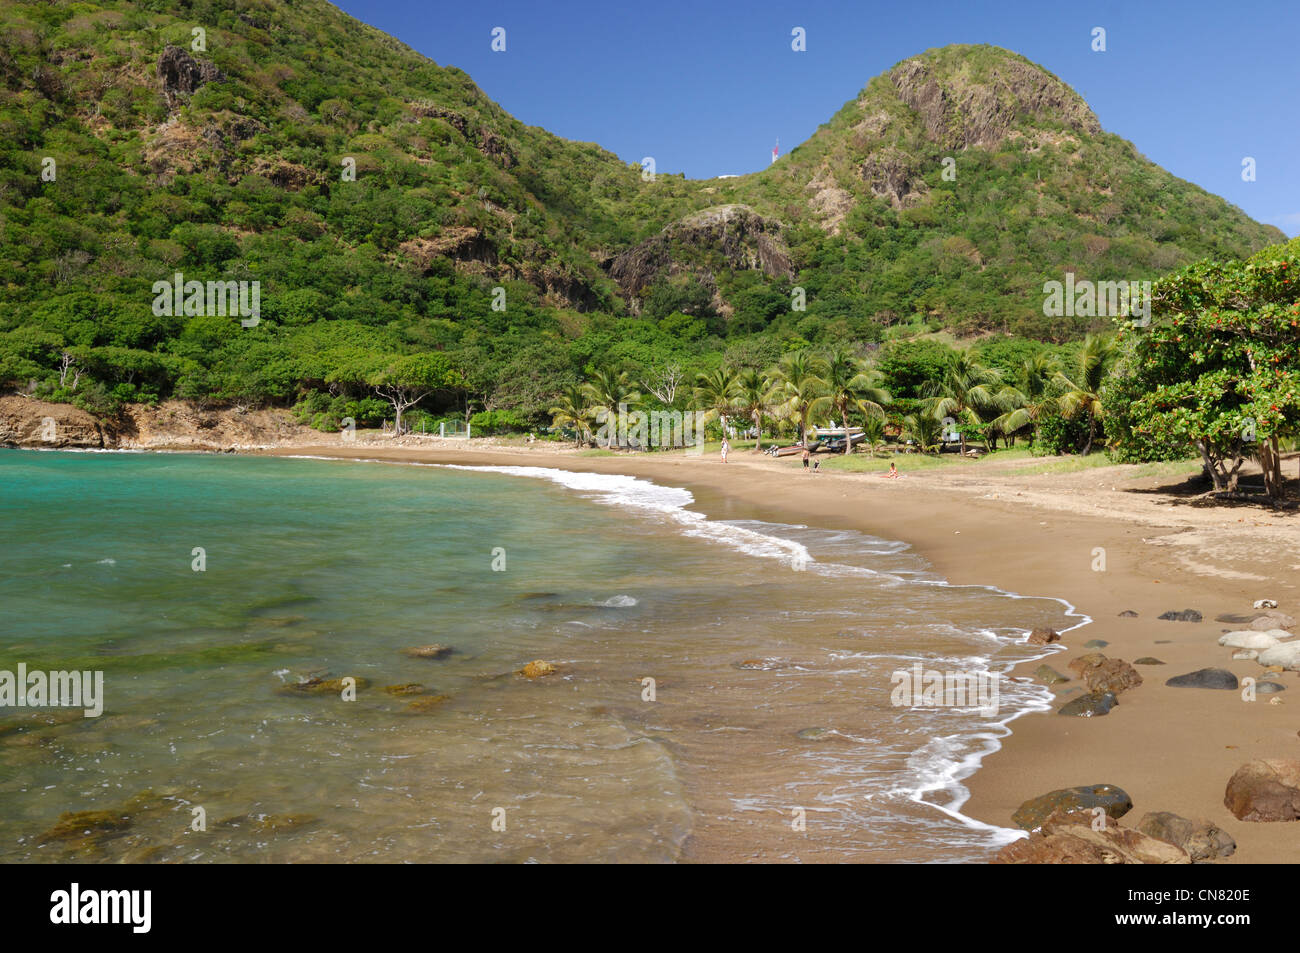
(1133, 657, 1165, 665)
(994, 809, 1187, 864)
(1218, 630, 1283, 649)
(1223, 759, 1300, 822)
(1251, 612, 1295, 631)
(1082, 658, 1142, 695)
(1011, 784, 1133, 831)
(1158, 609, 1203, 622)
(1257, 643, 1300, 670)
(1165, 668, 1238, 690)
(1135, 811, 1236, 861)
(1067, 652, 1108, 678)
(1058, 690, 1118, 717)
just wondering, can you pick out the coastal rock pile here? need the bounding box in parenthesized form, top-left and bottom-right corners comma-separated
(993, 809, 1189, 865)
(1135, 812, 1236, 862)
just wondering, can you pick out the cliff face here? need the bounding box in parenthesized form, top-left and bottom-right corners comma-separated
(609, 205, 793, 307)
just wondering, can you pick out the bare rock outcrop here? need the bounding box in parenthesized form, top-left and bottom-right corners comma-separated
(888, 55, 1100, 151)
(608, 204, 792, 302)
(157, 44, 224, 105)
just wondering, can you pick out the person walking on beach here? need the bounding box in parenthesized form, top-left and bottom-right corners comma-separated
(720, 438, 730, 464)
(802, 447, 810, 471)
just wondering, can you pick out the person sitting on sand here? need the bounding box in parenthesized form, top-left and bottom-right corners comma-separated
(883, 462, 900, 479)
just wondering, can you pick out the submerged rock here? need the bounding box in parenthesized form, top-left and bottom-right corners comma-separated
(1133, 657, 1165, 665)
(403, 695, 450, 713)
(402, 644, 453, 659)
(1159, 609, 1203, 622)
(1058, 690, 1118, 717)
(37, 809, 131, 844)
(1224, 759, 1300, 822)
(275, 676, 369, 697)
(1011, 784, 1133, 831)
(1135, 811, 1236, 862)
(1082, 639, 1109, 649)
(382, 683, 429, 696)
(520, 660, 557, 678)
(994, 809, 1188, 864)
(1027, 627, 1060, 645)
(1254, 680, 1286, 694)
(1165, 668, 1237, 690)
(252, 813, 316, 834)
(796, 727, 835, 741)
(732, 658, 789, 671)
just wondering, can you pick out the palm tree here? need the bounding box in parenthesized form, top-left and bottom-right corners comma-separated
(548, 383, 594, 448)
(1053, 334, 1118, 454)
(904, 413, 942, 454)
(861, 415, 886, 456)
(920, 352, 1016, 456)
(583, 365, 640, 448)
(809, 348, 891, 454)
(772, 350, 824, 446)
(733, 368, 778, 452)
(693, 365, 740, 440)
(991, 352, 1060, 447)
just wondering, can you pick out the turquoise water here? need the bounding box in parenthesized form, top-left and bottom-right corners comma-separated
(0, 450, 1080, 862)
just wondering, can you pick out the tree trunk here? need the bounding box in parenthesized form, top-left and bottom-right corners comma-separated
(753, 411, 762, 452)
(1081, 411, 1096, 456)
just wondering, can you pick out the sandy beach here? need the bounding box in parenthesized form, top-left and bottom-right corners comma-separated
(261, 437, 1300, 862)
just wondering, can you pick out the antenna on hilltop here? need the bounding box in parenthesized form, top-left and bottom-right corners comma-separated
(771, 137, 779, 164)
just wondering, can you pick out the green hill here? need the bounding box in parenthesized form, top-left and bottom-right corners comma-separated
(0, 1, 1283, 423)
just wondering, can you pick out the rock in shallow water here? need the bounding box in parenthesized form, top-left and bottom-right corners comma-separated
(1058, 690, 1118, 717)
(1083, 639, 1109, 649)
(1224, 759, 1300, 822)
(520, 660, 557, 678)
(1165, 668, 1238, 690)
(1011, 784, 1133, 831)
(1159, 609, 1203, 622)
(1034, 664, 1069, 685)
(1067, 652, 1108, 678)
(1027, 627, 1060, 645)
(402, 644, 453, 659)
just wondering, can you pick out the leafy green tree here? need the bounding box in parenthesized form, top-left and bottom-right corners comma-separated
(733, 367, 777, 452)
(368, 353, 459, 435)
(1109, 239, 1300, 498)
(549, 383, 594, 447)
(1052, 334, 1118, 454)
(693, 365, 740, 435)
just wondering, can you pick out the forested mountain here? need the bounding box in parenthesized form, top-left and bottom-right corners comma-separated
(0, 0, 1283, 426)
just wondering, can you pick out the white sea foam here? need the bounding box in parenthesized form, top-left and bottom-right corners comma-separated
(437, 462, 1092, 856)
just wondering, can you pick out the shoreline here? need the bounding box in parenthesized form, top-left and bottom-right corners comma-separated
(9, 435, 1299, 861)
(255, 440, 1300, 863)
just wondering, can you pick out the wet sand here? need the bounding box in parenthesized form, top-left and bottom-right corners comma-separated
(263, 440, 1300, 863)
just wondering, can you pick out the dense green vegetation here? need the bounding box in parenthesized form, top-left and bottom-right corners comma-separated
(0, 0, 1287, 476)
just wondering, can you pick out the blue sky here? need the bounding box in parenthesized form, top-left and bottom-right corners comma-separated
(336, 0, 1298, 237)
